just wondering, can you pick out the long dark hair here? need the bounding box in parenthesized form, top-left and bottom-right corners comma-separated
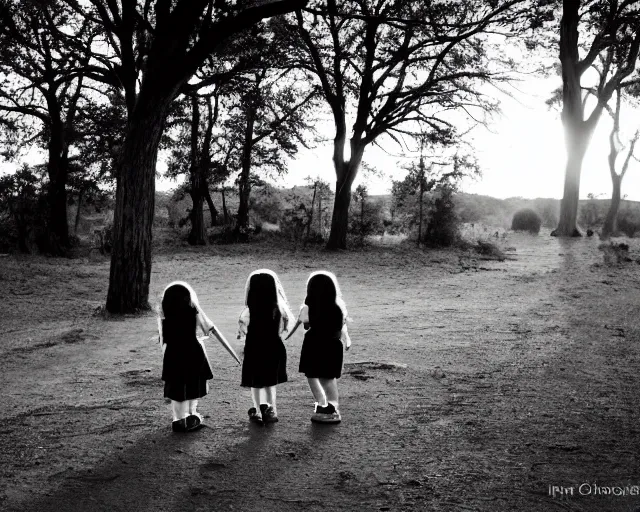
(247, 272, 280, 322)
(305, 273, 342, 330)
(161, 284, 197, 341)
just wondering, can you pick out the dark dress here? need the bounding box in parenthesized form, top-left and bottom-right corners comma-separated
(299, 304, 344, 379)
(162, 314, 213, 401)
(241, 309, 288, 388)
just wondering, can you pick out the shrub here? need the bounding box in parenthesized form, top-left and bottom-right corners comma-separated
(348, 186, 385, 245)
(617, 212, 640, 238)
(279, 204, 307, 243)
(0, 215, 17, 253)
(424, 184, 459, 247)
(250, 189, 283, 225)
(599, 242, 631, 265)
(474, 240, 505, 260)
(535, 201, 558, 228)
(511, 208, 541, 234)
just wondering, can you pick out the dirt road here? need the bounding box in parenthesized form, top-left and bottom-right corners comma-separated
(1, 232, 639, 511)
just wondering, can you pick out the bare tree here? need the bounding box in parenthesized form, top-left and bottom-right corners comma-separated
(601, 87, 639, 238)
(286, 0, 530, 248)
(552, 0, 640, 236)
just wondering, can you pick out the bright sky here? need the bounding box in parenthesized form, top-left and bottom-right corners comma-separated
(258, 74, 640, 200)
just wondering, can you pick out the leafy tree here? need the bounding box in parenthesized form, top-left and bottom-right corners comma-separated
(349, 184, 383, 244)
(229, 70, 317, 232)
(165, 92, 223, 245)
(601, 87, 639, 238)
(60, 0, 309, 312)
(0, 165, 42, 252)
(550, 0, 640, 236)
(304, 176, 332, 240)
(286, 0, 533, 248)
(0, 0, 95, 253)
(392, 153, 479, 244)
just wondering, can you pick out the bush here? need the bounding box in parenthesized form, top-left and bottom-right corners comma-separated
(250, 189, 283, 225)
(511, 208, 541, 234)
(348, 186, 385, 245)
(474, 239, 506, 260)
(535, 200, 558, 228)
(0, 215, 17, 253)
(280, 203, 308, 243)
(424, 184, 460, 247)
(617, 212, 640, 238)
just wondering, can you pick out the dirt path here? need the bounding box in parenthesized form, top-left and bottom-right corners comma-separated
(1, 233, 639, 511)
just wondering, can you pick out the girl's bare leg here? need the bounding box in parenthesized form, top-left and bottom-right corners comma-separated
(250, 388, 261, 410)
(307, 378, 327, 408)
(265, 385, 277, 414)
(171, 400, 189, 421)
(319, 378, 339, 407)
(188, 399, 201, 418)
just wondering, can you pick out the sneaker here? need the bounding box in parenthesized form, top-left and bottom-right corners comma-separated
(248, 407, 263, 424)
(172, 418, 188, 432)
(261, 405, 279, 423)
(186, 414, 203, 431)
(311, 403, 341, 424)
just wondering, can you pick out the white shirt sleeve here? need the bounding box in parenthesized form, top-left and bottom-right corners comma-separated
(340, 323, 351, 348)
(157, 317, 167, 356)
(298, 305, 310, 329)
(237, 307, 250, 340)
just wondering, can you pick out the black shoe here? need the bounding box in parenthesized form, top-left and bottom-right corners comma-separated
(262, 405, 279, 423)
(316, 403, 336, 414)
(186, 414, 203, 431)
(311, 403, 341, 424)
(172, 418, 188, 432)
(248, 407, 263, 424)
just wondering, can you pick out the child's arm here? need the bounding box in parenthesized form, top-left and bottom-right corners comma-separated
(284, 319, 301, 341)
(284, 305, 309, 340)
(196, 306, 242, 366)
(157, 317, 167, 356)
(208, 323, 242, 366)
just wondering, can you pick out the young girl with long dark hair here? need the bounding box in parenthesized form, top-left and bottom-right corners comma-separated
(158, 281, 239, 432)
(287, 271, 351, 423)
(237, 269, 294, 424)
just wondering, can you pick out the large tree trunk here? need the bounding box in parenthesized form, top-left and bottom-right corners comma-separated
(553, 128, 589, 237)
(46, 123, 70, 253)
(204, 187, 218, 226)
(221, 189, 229, 224)
(327, 176, 351, 249)
(188, 189, 206, 245)
(236, 101, 256, 232)
(16, 203, 29, 254)
(305, 181, 317, 241)
(106, 98, 170, 313)
(188, 96, 206, 245)
(601, 174, 621, 239)
(74, 188, 84, 235)
(327, 138, 364, 249)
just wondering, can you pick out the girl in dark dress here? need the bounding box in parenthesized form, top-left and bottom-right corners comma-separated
(237, 269, 294, 423)
(286, 271, 351, 424)
(158, 281, 235, 432)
